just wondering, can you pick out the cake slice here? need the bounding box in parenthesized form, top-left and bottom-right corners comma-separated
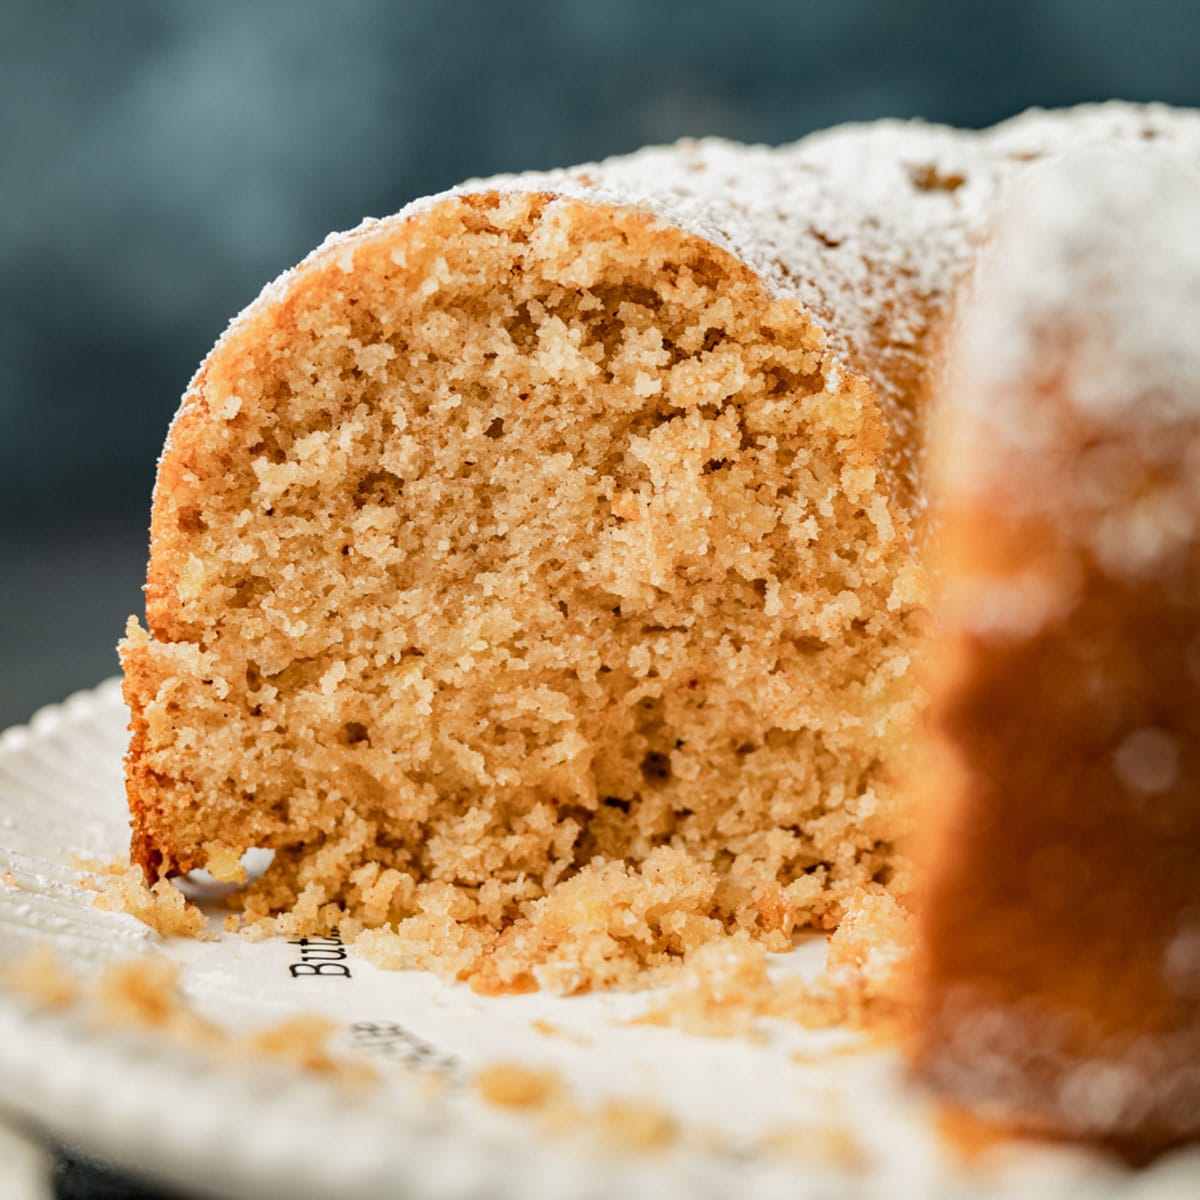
(912, 149, 1200, 1155)
(121, 104, 1200, 992)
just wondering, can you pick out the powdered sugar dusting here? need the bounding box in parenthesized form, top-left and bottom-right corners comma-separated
(951, 148, 1200, 427)
(461, 104, 1200, 503)
(1164, 922, 1200, 997)
(940, 144, 1200, 578)
(928, 985, 1200, 1139)
(161, 102, 1200, 515)
(1113, 727, 1182, 797)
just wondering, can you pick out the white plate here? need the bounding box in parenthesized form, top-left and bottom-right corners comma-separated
(0, 1120, 50, 1200)
(0, 682, 1196, 1200)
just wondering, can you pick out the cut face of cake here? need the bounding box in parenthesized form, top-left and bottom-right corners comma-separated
(120, 103, 1200, 1006)
(120, 175, 933, 987)
(912, 151, 1200, 1154)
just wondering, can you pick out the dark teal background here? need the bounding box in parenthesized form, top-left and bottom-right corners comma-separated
(3, 0, 1199, 734)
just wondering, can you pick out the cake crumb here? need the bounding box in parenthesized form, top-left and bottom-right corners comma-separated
(475, 1062, 563, 1109)
(1, 870, 15, 889)
(641, 889, 913, 1036)
(475, 1061, 678, 1154)
(767, 888, 914, 1031)
(247, 1015, 346, 1076)
(468, 849, 759, 996)
(84, 859, 215, 941)
(95, 958, 206, 1033)
(637, 932, 770, 1037)
(354, 913, 489, 984)
(201, 841, 249, 885)
(595, 1099, 677, 1152)
(789, 1041, 873, 1065)
(760, 1121, 864, 1168)
(355, 848, 789, 996)
(67, 854, 108, 873)
(530, 1019, 591, 1045)
(2, 946, 79, 1009)
(2, 947, 374, 1087)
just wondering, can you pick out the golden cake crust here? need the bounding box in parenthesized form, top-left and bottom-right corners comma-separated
(912, 150, 1200, 1154)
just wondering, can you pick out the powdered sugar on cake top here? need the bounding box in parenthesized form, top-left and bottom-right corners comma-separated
(955, 147, 1200, 428)
(167, 102, 1200, 513)
(943, 145, 1200, 578)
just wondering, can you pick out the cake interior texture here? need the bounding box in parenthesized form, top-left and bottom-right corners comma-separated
(122, 191, 926, 990)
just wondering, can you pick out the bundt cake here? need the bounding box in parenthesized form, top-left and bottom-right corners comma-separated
(120, 102, 1200, 1059)
(912, 149, 1200, 1155)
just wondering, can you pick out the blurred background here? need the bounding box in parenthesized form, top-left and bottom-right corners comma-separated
(2, 0, 1200, 734)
